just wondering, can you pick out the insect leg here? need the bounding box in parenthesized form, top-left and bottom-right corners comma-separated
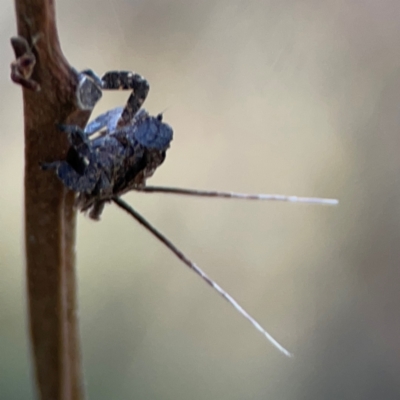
(101, 71, 150, 128)
(58, 124, 91, 155)
(56, 124, 94, 174)
(88, 200, 106, 220)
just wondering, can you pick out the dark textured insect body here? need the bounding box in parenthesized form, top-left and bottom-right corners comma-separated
(43, 70, 173, 219)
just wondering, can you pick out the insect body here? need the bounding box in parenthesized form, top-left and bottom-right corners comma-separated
(43, 70, 173, 220)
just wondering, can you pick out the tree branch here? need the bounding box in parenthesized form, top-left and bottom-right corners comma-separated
(12, 1, 95, 399)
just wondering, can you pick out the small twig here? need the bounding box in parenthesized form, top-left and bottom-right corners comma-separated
(112, 196, 293, 358)
(135, 186, 339, 205)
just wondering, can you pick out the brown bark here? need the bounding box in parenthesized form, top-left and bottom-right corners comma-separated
(12, 1, 93, 399)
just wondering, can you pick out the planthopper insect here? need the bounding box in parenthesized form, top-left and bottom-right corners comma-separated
(41, 68, 338, 358)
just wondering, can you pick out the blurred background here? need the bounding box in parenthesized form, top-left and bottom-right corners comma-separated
(2, 0, 400, 398)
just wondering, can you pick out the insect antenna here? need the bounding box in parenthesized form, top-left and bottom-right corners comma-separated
(134, 186, 339, 205)
(112, 196, 293, 358)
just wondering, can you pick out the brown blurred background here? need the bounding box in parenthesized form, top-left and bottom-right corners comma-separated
(2, 0, 400, 399)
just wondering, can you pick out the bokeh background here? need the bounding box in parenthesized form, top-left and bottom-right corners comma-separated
(2, 0, 400, 399)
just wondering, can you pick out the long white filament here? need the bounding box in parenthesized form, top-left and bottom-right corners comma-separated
(113, 196, 293, 357)
(135, 186, 339, 205)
